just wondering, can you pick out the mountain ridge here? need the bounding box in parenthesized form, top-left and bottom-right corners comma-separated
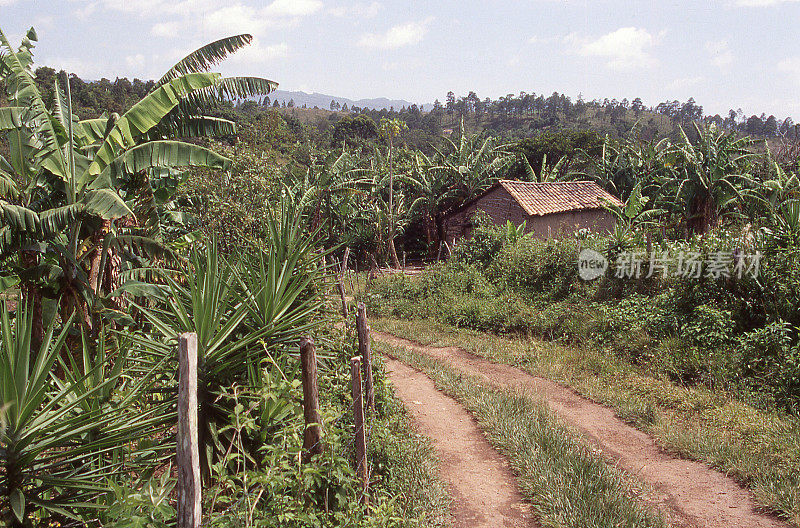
(267, 90, 432, 111)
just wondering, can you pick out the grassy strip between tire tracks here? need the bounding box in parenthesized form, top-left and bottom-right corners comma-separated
(372, 317, 800, 527)
(374, 338, 668, 528)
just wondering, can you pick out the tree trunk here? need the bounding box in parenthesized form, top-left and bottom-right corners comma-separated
(687, 191, 717, 236)
(387, 138, 401, 269)
(388, 238, 401, 269)
(88, 219, 112, 336)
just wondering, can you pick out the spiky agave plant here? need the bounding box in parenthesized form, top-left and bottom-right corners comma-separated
(136, 201, 329, 479)
(0, 302, 167, 526)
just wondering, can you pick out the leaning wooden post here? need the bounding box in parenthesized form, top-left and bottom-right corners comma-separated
(350, 356, 369, 503)
(356, 303, 375, 414)
(177, 333, 201, 528)
(337, 280, 348, 318)
(341, 247, 350, 278)
(341, 246, 352, 294)
(338, 248, 350, 317)
(300, 337, 323, 461)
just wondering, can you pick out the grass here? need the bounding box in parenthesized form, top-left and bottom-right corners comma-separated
(373, 338, 667, 528)
(373, 317, 800, 526)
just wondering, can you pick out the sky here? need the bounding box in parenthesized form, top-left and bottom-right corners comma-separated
(2, 0, 799, 119)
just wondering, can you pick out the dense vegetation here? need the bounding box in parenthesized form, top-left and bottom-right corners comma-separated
(366, 220, 800, 411)
(0, 28, 450, 526)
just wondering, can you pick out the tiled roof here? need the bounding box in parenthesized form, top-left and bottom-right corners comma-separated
(498, 180, 623, 216)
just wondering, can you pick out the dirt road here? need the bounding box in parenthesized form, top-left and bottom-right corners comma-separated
(376, 330, 787, 528)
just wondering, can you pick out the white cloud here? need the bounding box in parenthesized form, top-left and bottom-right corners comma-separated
(263, 0, 323, 16)
(358, 18, 432, 49)
(571, 27, 657, 70)
(200, 4, 268, 35)
(528, 35, 559, 45)
(151, 21, 180, 38)
(32, 15, 55, 31)
(125, 53, 146, 69)
(381, 57, 422, 71)
(666, 76, 706, 90)
(778, 57, 800, 84)
(0, 0, 25, 5)
(706, 40, 734, 70)
(329, 1, 380, 17)
(224, 38, 289, 64)
(127, 1, 322, 40)
(95, 0, 175, 13)
(735, 0, 800, 6)
(74, 2, 98, 20)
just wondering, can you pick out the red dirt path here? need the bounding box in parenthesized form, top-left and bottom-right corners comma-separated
(375, 330, 789, 528)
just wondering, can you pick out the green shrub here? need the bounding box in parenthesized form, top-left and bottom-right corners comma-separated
(451, 214, 505, 268)
(365, 227, 800, 411)
(682, 304, 736, 350)
(740, 322, 800, 412)
(487, 236, 581, 301)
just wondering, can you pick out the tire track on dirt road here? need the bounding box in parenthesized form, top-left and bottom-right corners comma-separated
(384, 357, 537, 527)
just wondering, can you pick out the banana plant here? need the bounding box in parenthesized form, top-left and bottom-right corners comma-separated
(283, 149, 371, 245)
(577, 132, 673, 202)
(433, 118, 515, 203)
(504, 220, 527, 244)
(519, 152, 569, 183)
(0, 27, 275, 340)
(602, 181, 665, 249)
(671, 124, 756, 234)
(406, 152, 459, 249)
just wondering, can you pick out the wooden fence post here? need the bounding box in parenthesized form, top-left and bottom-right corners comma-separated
(356, 303, 375, 414)
(177, 333, 201, 528)
(350, 356, 368, 503)
(341, 247, 350, 278)
(338, 248, 350, 317)
(337, 280, 348, 318)
(300, 337, 323, 461)
(369, 254, 382, 276)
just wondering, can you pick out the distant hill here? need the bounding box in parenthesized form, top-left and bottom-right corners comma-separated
(267, 90, 431, 111)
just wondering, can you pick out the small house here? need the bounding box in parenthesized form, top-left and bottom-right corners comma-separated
(443, 180, 623, 242)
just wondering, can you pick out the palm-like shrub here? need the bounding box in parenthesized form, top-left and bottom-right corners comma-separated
(0, 302, 165, 526)
(137, 205, 327, 478)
